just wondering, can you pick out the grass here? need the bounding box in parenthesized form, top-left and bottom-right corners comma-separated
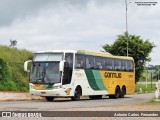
(0, 45, 33, 91)
(135, 84, 156, 93)
(140, 70, 157, 82)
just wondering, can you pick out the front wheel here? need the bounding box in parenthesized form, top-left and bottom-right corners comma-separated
(45, 97, 54, 101)
(71, 87, 81, 101)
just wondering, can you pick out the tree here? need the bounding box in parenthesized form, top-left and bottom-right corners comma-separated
(10, 39, 17, 48)
(102, 32, 155, 83)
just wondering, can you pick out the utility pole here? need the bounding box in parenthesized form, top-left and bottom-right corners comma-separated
(125, 0, 131, 57)
(146, 62, 149, 88)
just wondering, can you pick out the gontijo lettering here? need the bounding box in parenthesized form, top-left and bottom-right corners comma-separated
(104, 72, 122, 78)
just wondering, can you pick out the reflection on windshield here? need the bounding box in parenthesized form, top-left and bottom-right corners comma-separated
(33, 53, 63, 62)
(30, 62, 61, 84)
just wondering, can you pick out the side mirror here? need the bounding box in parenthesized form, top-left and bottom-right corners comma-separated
(24, 60, 32, 72)
(59, 60, 65, 71)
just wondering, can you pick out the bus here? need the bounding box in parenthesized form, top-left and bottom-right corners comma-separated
(24, 50, 135, 101)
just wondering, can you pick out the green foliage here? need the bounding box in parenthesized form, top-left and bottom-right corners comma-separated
(0, 59, 10, 82)
(0, 45, 33, 91)
(135, 84, 156, 93)
(140, 69, 157, 82)
(103, 32, 155, 83)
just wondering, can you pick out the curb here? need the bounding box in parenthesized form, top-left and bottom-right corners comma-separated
(0, 92, 43, 101)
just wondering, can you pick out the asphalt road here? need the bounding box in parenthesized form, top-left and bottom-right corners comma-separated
(0, 93, 155, 111)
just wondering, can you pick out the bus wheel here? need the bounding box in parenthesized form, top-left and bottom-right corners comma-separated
(120, 86, 126, 98)
(45, 97, 54, 101)
(114, 86, 120, 99)
(89, 95, 102, 100)
(71, 87, 81, 101)
(109, 86, 120, 99)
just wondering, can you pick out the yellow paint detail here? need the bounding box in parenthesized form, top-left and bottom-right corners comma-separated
(34, 84, 44, 90)
(78, 50, 112, 57)
(65, 88, 72, 95)
(77, 50, 134, 60)
(100, 71, 135, 95)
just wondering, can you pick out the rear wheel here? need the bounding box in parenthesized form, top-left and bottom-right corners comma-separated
(109, 86, 120, 99)
(114, 86, 120, 99)
(120, 86, 126, 98)
(45, 97, 54, 101)
(71, 87, 81, 101)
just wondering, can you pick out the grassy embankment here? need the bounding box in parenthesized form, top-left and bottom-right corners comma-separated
(0, 46, 33, 91)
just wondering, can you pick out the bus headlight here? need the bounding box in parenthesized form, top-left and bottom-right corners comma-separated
(30, 85, 35, 89)
(53, 85, 62, 89)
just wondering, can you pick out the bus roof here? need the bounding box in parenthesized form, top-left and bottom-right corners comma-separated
(36, 50, 77, 53)
(77, 50, 134, 60)
(35, 50, 133, 60)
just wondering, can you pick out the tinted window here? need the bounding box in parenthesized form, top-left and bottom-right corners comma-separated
(121, 60, 127, 71)
(106, 58, 114, 70)
(86, 56, 95, 69)
(95, 57, 105, 69)
(62, 53, 73, 85)
(127, 61, 134, 71)
(114, 59, 121, 70)
(75, 54, 85, 69)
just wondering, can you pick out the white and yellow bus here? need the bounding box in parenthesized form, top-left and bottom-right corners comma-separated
(24, 50, 135, 101)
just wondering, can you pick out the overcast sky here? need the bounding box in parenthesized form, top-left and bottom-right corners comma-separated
(0, 0, 159, 65)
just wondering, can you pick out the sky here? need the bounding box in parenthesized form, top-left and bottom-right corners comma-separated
(0, 0, 159, 65)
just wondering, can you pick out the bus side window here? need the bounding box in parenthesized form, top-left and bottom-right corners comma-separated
(75, 54, 85, 69)
(106, 58, 114, 70)
(95, 57, 105, 70)
(127, 61, 133, 71)
(121, 60, 127, 71)
(86, 56, 95, 69)
(114, 59, 121, 70)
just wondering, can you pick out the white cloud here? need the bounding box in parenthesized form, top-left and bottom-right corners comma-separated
(0, 0, 159, 65)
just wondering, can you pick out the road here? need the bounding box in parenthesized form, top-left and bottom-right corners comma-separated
(0, 93, 155, 111)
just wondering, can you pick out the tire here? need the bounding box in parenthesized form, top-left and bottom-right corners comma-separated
(114, 86, 120, 99)
(71, 87, 81, 101)
(109, 86, 120, 99)
(120, 86, 126, 98)
(45, 97, 54, 101)
(89, 95, 102, 100)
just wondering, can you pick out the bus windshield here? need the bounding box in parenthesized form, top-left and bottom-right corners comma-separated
(33, 53, 63, 62)
(30, 53, 63, 84)
(30, 62, 61, 84)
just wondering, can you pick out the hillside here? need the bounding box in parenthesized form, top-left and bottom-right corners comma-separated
(0, 46, 33, 91)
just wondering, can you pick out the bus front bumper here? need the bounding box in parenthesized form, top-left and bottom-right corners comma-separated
(30, 88, 69, 97)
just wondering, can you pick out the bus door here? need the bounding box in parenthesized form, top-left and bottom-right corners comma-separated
(62, 53, 73, 85)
